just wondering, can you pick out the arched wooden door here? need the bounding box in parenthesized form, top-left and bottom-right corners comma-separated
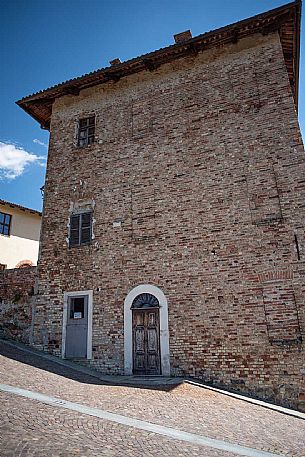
(132, 293, 161, 375)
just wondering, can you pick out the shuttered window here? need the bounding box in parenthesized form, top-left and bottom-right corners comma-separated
(69, 212, 92, 247)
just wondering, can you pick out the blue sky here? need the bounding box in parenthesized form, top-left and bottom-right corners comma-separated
(0, 0, 304, 211)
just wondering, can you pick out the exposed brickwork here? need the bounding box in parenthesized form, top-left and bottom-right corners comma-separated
(0, 267, 36, 342)
(32, 32, 304, 410)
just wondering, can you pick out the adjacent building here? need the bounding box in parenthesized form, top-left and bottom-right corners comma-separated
(17, 1, 304, 409)
(0, 200, 41, 270)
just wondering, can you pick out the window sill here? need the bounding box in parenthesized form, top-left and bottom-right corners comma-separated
(74, 142, 97, 150)
(69, 242, 91, 249)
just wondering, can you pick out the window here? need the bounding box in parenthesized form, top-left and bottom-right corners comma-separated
(69, 296, 85, 319)
(77, 116, 95, 147)
(131, 293, 160, 309)
(0, 212, 11, 236)
(69, 212, 92, 247)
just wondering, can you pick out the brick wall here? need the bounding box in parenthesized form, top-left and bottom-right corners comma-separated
(34, 32, 305, 410)
(0, 267, 36, 343)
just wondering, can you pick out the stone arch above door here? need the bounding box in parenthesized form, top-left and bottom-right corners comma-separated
(124, 284, 170, 376)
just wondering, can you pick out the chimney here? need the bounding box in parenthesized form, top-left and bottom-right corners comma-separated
(174, 30, 192, 44)
(109, 58, 121, 66)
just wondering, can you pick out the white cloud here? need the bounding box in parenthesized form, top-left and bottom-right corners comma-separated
(33, 138, 48, 148)
(0, 142, 46, 180)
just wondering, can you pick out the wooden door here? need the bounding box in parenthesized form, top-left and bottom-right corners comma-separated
(132, 308, 161, 375)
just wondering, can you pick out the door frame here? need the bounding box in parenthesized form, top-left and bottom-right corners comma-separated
(62, 290, 93, 359)
(124, 284, 170, 376)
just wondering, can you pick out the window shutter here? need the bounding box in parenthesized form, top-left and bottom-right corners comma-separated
(80, 212, 92, 244)
(70, 214, 80, 246)
(69, 212, 92, 246)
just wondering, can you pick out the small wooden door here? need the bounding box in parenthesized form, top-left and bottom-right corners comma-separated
(132, 308, 161, 375)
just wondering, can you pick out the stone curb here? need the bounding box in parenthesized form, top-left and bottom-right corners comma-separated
(184, 380, 305, 421)
(1, 337, 304, 420)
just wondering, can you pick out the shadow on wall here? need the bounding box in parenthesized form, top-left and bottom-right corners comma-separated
(10, 212, 41, 242)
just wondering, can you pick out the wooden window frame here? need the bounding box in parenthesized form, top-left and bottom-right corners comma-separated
(0, 211, 12, 236)
(77, 116, 95, 147)
(69, 211, 92, 247)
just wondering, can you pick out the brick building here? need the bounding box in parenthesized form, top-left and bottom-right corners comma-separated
(17, 2, 305, 409)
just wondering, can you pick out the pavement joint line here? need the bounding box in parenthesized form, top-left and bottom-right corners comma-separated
(1, 338, 304, 420)
(0, 383, 285, 457)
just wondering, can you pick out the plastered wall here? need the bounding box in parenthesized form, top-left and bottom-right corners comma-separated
(0, 204, 41, 269)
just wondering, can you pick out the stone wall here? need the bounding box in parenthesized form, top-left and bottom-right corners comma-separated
(34, 32, 305, 410)
(0, 267, 36, 343)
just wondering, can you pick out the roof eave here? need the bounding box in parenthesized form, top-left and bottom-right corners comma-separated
(16, 100, 51, 130)
(0, 199, 42, 217)
(16, 1, 301, 126)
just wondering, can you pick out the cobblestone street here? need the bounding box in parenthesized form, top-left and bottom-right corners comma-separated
(0, 340, 304, 457)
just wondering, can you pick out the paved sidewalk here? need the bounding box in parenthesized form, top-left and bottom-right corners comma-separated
(0, 383, 285, 457)
(0, 339, 304, 456)
(2, 338, 303, 419)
